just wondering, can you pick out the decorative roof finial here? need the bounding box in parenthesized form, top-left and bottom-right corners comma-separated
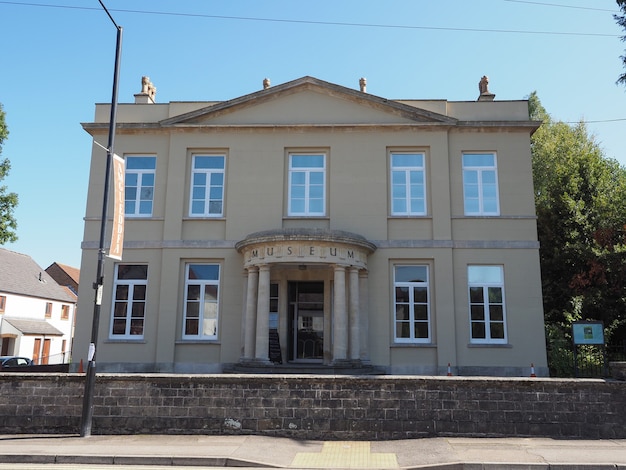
(359, 77, 367, 93)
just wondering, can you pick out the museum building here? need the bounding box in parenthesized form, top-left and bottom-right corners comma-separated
(73, 75, 548, 375)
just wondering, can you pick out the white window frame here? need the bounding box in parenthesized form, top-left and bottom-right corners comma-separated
(288, 153, 326, 216)
(393, 265, 431, 344)
(462, 153, 500, 216)
(109, 264, 148, 339)
(125, 155, 156, 217)
(468, 265, 507, 344)
(189, 155, 225, 218)
(182, 263, 221, 340)
(390, 152, 427, 216)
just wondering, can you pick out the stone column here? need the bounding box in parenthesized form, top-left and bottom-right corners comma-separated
(359, 270, 370, 361)
(348, 267, 360, 361)
(255, 264, 271, 362)
(243, 266, 259, 360)
(332, 264, 348, 361)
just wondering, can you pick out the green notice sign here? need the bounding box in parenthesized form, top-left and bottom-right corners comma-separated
(572, 321, 605, 345)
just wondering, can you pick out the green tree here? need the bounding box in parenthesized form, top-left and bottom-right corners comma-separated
(616, 0, 626, 86)
(529, 92, 626, 373)
(0, 103, 18, 244)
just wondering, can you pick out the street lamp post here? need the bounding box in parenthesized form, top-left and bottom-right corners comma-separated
(80, 2, 122, 438)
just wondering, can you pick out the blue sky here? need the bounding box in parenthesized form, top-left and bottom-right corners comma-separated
(0, 0, 625, 271)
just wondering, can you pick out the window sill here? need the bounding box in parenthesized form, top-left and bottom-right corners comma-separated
(283, 216, 330, 220)
(183, 217, 226, 221)
(105, 338, 146, 343)
(467, 342, 512, 348)
(176, 339, 221, 344)
(388, 215, 432, 220)
(391, 342, 436, 348)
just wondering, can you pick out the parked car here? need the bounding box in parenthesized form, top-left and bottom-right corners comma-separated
(0, 356, 33, 368)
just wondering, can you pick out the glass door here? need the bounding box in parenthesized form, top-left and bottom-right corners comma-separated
(288, 281, 324, 362)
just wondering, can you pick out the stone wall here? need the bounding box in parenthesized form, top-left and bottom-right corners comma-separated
(0, 374, 623, 440)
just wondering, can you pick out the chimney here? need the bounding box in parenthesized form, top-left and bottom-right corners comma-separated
(134, 76, 157, 104)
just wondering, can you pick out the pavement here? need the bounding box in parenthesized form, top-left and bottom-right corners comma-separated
(0, 435, 625, 469)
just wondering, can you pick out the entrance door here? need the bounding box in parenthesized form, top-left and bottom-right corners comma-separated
(42, 339, 51, 365)
(288, 282, 324, 362)
(32, 338, 41, 365)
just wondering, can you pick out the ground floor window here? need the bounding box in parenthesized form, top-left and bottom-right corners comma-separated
(110, 264, 148, 338)
(393, 265, 430, 343)
(468, 265, 507, 343)
(183, 263, 220, 339)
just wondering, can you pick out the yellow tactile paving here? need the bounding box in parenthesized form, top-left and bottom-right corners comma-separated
(291, 441, 399, 468)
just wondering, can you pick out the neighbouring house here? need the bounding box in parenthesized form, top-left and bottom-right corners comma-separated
(45, 262, 80, 296)
(73, 75, 547, 375)
(0, 249, 77, 364)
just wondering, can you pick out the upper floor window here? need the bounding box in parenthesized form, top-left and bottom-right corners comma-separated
(462, 153, 499, 215)
(393, 265, 431, 343)
(468, 265, 507, 344)
(183, 264, 220, 339)
(390, 152, 426, 216)
(0, 295, 5, 313)
(45, 302, 52, 318)
(61, 304, 70, 320)
(125, 156, 156, 217)
(110, 264, 148, 338)
(190, 155, 225, 217)
(288, 153, 326, 216)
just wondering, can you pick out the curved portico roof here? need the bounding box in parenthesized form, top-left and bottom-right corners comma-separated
(235, 228, 377, 254)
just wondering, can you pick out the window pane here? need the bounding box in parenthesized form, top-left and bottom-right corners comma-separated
(140, 187, 153, 200)
(395, 286, 409, 303)
(309, 185, 324, 198)
(193, 187, 206, 199)
(414, 322, 429, 338)
(291, 172, 306, 184)
(115, 285, 129, 301)
(191, 201, 205, 214)
(210, 172, 224, 185)
(125, 173, 138, 186)
(392, 199, 407, 214)
(392, 153, 423, 167)
(139, 201, 152, 214)
(414, 304, 428, 321)
(413, 286, 428, 303)
(395, 266, 427, 283)
(469, 286, 484, 303)
(309, 171, 324, 184)
(133, 285, 146, 300)
(193, 173, 206, 185)
(409, 171, 424, 184)
(290, 199, 305, 213)
(194, 156, 224, 169)
(208, 201, 223, 214)
(469, 266, 502, 284)
(463, 170, 478, 184)
(185, 319, 199, 335)
(126, 156, 156, 170)
(112, 319, 126, 335)
(186, 302, 199, 318)
(472, 322, 486, 338)
(203, 319, 217, 336)
(396, 322, 410, 338)
(291, 155, 324, 168)
(187, 285, 200, 300)
(483, 199, 498, 214)
(410, 198, 425, 214)
(395, 304, 409, 321)
(464, 198, 479, 214)
(131, 303, 144, 318)
(113, 301, 127, 318)
(309, 199, 324, 213)
(189, 264, 219, 280)
(489, 305, 504, 321)
(204, 285, 218, 301)
(392, 171, 405, 184)
(118, 265, 148, 280)
(130, 319, 144, 335)
(470, 305, 485, 320)
(488, 287, 503, 303)
(490, 323, 505, 339)
(209, 186, 223, 199)
(463, 154, 494, 167)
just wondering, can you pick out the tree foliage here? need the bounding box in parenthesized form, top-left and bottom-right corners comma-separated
(529, 92, 626, 358)
(0, 103, 18, 244)
(616, 0, 626, 86)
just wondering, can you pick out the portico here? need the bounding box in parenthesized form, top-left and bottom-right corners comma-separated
(235, 229, 377, 367)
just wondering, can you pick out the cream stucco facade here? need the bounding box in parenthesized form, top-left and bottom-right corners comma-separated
(73, 76, 547, 375)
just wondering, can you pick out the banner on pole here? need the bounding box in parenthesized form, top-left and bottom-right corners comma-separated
(108, 154, 125, 260)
